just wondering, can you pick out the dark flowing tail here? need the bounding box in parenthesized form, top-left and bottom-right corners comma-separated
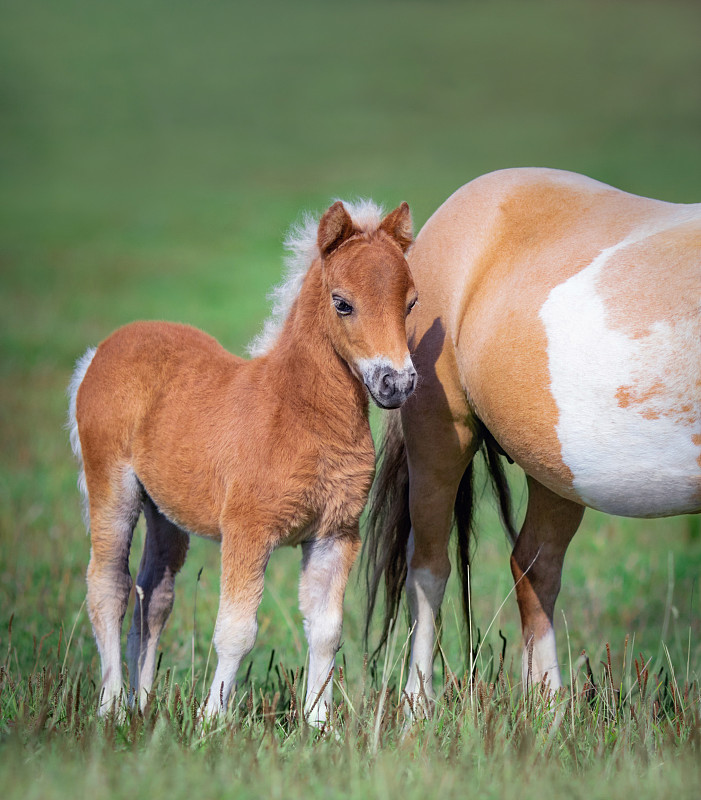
(363, 413, 518, 659)
(363, 411, 411, 657)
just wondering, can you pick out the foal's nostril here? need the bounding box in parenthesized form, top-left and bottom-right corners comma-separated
(363, 361, 417, 408)
(380, 371, 394, 394)
(376, 367, 416, 401)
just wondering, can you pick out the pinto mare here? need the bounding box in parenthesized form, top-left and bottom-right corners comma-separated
(364, 168, 701, 711)
(68, 199, 418, 723)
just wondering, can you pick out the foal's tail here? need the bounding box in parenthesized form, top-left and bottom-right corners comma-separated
(362, 412, 518, 659)
(67, 347, 97, 529)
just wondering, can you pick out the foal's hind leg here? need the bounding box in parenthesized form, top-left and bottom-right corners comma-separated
(85, 465, 142, 714)
(126, 495, 189, 708)
(299, 532, 361, 728)
(510, 477, 584, 693)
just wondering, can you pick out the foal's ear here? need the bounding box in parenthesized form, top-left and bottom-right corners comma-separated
(318, 201, 354, 259)
(379, 202, 413, 253)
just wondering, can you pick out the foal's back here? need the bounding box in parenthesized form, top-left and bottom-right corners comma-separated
(77, 321, 249, 538)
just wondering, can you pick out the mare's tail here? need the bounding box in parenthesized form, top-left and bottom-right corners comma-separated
(363, 411, 411, 656)
(362, 411, 518, 659)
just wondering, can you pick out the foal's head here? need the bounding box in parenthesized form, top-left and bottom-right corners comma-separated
(317, 201, 417, 409)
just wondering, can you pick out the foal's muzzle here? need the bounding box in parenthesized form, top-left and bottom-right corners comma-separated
(363, 360, 417, 409)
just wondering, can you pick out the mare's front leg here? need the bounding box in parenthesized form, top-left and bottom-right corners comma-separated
(404, 462, 470, 716)
(403, 412, 476, 715)
(299, 532, 361, 728)
(510, 476, 583, 693)
(205, 525, 271, 718)
(126, 496, 189, 708)
(400, 325, 478, 717)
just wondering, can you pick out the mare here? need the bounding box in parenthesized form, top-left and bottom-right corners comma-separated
(68, 199, 418, 723)
(364, 168, 701, 711)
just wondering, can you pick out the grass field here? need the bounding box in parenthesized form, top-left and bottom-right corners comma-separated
(2, 1, 701, 797)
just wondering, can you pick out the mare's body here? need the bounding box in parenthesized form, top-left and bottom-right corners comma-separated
(366, 168, 701, 706)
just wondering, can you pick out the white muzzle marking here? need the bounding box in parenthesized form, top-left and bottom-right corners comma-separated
(356, 354, 417, 409)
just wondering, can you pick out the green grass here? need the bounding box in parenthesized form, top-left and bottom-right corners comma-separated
(2, 625, 701, 800)
(2, 0, 701, 796)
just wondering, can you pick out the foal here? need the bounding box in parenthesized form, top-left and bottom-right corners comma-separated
(68, 199, 417, 723)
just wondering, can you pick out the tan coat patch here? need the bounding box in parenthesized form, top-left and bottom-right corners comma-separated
(405, 168, 701, 504)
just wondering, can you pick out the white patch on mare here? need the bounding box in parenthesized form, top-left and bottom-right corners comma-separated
(522, 628, 561, 692)
(405, 532, 449, 707)
(247, 199, 385, 358)
(540, 212, 701, 517)
(67, 346, 97, 529)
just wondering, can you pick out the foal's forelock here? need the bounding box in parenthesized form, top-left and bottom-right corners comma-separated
(247, 199, 386, 358)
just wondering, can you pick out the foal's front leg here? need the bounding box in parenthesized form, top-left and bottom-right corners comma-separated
(205, 531, 270, 718)
(299, 532, 361, 728)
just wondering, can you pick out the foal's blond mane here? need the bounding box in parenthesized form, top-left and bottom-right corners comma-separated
(247, 199, 385, 357)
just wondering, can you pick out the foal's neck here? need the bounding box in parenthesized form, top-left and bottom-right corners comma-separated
(264, 260, 369, 422)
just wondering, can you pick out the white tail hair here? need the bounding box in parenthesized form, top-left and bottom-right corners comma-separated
(67, 347, 97, 529)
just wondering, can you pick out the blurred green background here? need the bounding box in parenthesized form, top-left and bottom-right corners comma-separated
(1, 0, 700, 690)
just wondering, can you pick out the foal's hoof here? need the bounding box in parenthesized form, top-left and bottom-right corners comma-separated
(304, 704, 343, 740)
(97, 693, 128, 724)
(201, 693, 233, 730)
(306, 717, 342, 742)
(402, 691, 434, 722)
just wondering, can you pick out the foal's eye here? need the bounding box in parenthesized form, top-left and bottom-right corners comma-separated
(333, 296, 353, 316)
(407, 297, 418, 315)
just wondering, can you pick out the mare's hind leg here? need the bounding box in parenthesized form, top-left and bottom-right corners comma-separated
(510, 476, 584, 693)
(126, 495, 189, 707)
(85, 465, 142, 714)
(299, 532, 361, 727)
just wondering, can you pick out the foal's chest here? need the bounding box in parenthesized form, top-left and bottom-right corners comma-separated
(282, 439, 376, 545)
